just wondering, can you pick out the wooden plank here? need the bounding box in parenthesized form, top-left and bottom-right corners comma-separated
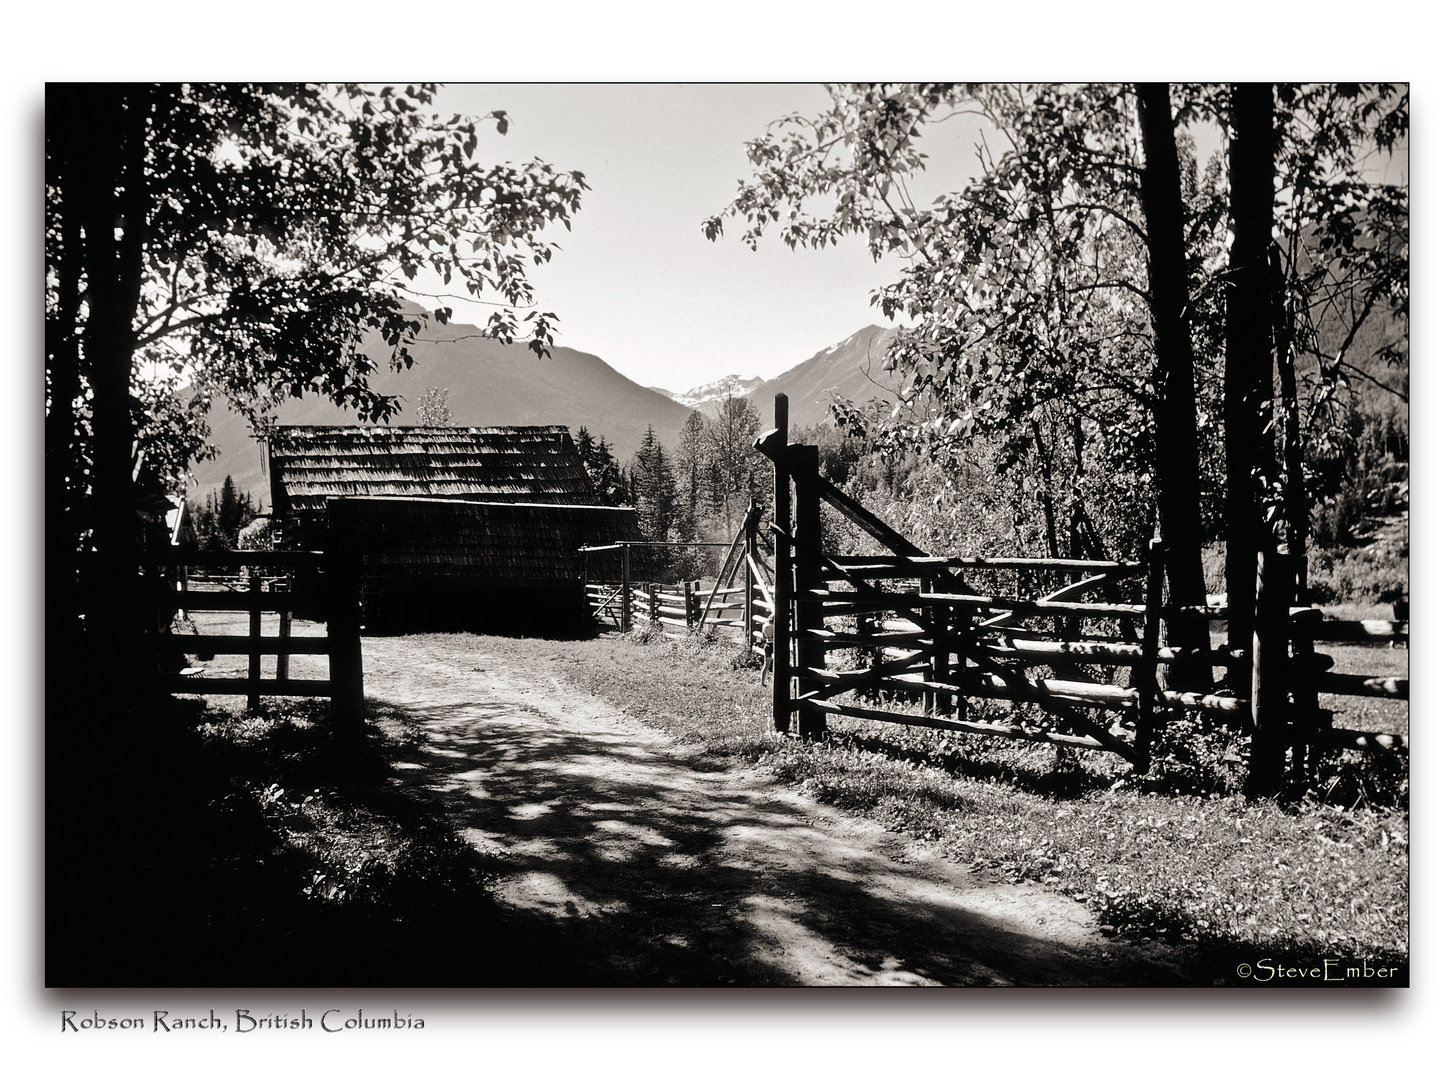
(247, 575, 262, 710)
(178, 592, 295, 612)
(1318, 728, 1407, 752)
(824, 554, 1142, 575)
(145, 550, 325, 569)
(164, 676, 333, 697)
(792, 442, 827, 739)
(804, 666, 1139, 710)
(1315, 674, 1409, 700)
(917, 591, 1147, 617)
(178, 635, 332, 655)
(1157, 690, 1249, 716)
(1307, 619, 1408, 643)
(799, 629, 931, 650)
(803, 698, 1116, 750)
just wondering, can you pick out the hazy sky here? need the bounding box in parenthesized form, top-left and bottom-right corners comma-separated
(413, 84, 1409, 397)
(424, 84, 986, 393)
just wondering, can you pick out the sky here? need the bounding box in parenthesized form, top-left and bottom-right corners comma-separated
(422, 83, 986, 393)
(406, 84, 1409, 397)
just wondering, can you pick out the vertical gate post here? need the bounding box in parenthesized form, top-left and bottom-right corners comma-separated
(792, 444, 825, 739)
(1247, 550, 1291, 797)
(247, 570, 262, 710)
(1133, 538, 1165, 773)
(743, 522, 755, 645)
(772, 394, 792, 734)
(325, 504, 366, 737)
(620, 544, 632, 632)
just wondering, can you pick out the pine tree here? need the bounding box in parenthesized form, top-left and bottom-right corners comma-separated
(632, 426, 677, 543)
(575, 427, 629, 506)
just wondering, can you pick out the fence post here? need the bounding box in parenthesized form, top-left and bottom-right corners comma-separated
(772, 393, 792, 734)
(792, 443, 825, 739)
(1133, 538, 1165, 773)
(1288, 607, 1323, 784)
(649, 582, 659, 625)
(742, 527, 754, 645)
(247, 570, 262, 710)
(685, 579, 699, 629)
(1247, 550, 1291, 797)
(325, 505, 366, 738)
(621, 545, 632, 632)
(277, 601, 291, 683)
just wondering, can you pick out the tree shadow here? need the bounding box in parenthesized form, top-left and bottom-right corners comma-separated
(377, 691, 1190, 986)
(45, 696, 595, 987)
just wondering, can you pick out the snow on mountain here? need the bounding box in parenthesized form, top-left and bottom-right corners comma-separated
(667, 374, 767, 411)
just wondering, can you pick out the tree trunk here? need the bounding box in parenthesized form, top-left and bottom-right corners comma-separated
(66, 86, 153, 707)
(45, 104, 85, 694)
(1133, 84, 1212, 691)
(1224, 82, 1278, 693)
(1270, 245, 1309, 601)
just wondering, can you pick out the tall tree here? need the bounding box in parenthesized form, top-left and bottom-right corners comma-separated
(1222, 82, 1278, 680)
(674, 410, 710, 541)
(706, 83, 1211, 676)
(1133, 83, 1212, 687)
(631, 426, 677, 544)
(47, 82, 587, 703)
(707, 82, 1405, 694)
(705, 396, 769, 541)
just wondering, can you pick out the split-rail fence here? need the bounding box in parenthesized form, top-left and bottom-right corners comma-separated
(755, 394, 1407, 795)
(582, 503, 776, 644)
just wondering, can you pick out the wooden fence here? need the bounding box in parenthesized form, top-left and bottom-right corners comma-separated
(756, 393, 1407, 793)
(146, 546, 365, 729)
(582, 503, 774, 641)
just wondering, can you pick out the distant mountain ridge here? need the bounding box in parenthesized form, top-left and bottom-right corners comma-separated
(749, 325, 901, 424)
(659, 373, 767, 411)
(187, 320, 904, 508)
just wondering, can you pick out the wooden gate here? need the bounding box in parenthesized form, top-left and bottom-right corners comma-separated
(146, 546, 364, 730)
(757, 394, 1408, 788)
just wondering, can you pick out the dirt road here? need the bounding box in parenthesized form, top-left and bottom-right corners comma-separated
(362, 636, 1189, 986)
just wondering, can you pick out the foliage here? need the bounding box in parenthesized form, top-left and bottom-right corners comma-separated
(573, 426, 631, 507)
(191, 475, 261, 550)
(706, 83, 1407, 609)
(46, 83, 588, 684)
(416, 386, 454, 427)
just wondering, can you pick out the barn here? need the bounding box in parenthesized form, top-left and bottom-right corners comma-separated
(264, 426, 640, 631)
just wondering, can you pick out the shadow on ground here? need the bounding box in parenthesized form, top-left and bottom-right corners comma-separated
(379, 689, 1188, 986)
(45, 698, 595, 988)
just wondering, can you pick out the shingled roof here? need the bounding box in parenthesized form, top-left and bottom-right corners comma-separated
(266, 425, 595, 517)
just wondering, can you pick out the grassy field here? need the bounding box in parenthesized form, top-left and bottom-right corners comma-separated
(484, 627, 1409, 972)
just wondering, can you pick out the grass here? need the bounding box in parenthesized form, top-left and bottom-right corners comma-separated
(487, 627, 1410, 974)
(47, 692, 593, 987)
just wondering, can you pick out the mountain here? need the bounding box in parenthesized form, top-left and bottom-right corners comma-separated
(748, 325, 902, 426)
(663, 374, 767, 411)
(185, 321, 905, 508)
(189, 321, 694, 507)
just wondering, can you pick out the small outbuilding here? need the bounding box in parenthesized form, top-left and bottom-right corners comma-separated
(264, 425, 639, 631)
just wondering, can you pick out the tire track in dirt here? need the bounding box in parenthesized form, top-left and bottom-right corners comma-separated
(363, 636, 1189, 986)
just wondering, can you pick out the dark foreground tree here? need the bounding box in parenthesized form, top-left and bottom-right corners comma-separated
(707, 82, 1405, 694)
(46, 82, 587, 710)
